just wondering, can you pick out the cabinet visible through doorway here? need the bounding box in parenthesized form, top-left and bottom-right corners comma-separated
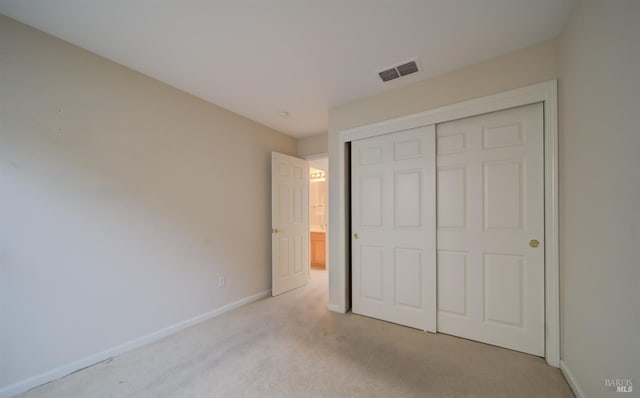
(310, 232, 326, 269)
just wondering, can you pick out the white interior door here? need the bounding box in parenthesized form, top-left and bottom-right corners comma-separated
(436, 103, 545, 356)
(272, 152, 309, 296)
(351, 126, 436, 331)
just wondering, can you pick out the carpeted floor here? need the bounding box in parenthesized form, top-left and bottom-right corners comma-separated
(19, 270, 574, 397)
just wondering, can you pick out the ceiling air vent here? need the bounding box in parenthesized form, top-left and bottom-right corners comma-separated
(377, 58, 421, 83)
(378, 68, 400, 82)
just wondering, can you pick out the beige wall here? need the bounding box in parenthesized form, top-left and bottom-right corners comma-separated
(327, 39, 558, 309)
(297, 133, 328, 157)
(329, 39, 558, 133)
(558, 0, 640, 395)
(0, 15, 296, 393)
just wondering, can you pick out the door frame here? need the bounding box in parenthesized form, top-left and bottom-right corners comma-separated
(330, 80, 559, 367)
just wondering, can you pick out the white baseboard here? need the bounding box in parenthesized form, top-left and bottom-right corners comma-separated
(560, 360, 586, 398)
(328, 303, 346, 313)
(0, 289, 271, 398)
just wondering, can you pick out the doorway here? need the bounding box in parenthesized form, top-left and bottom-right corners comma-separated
(271, 152, 329, 296)
(308, 156, 328, 278)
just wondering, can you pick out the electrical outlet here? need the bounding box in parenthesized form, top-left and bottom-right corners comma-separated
(217, 276, 225, 288)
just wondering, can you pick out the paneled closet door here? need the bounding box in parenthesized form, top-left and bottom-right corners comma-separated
(436, 103, 545, 356)
(351, 125, 436, 332)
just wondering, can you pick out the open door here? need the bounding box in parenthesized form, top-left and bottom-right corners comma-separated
(272, 152, 309, 296)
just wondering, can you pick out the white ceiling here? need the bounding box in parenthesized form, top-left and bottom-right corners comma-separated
(0, 0, 575, 138)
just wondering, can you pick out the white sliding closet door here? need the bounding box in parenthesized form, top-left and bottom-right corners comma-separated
(351, 126, 436, 332)
(436, 103, 545, 356)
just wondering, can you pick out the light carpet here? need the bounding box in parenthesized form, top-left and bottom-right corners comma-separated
(19, 270, 573, 397)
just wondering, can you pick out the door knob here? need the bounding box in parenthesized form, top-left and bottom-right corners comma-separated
(272, 228, 280, 234)
(353, 233, 359, 239)
(529, 239, 540, 248)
